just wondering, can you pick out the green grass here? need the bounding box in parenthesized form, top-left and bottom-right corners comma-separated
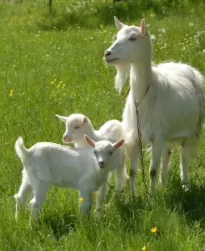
(0, 0, 205, 250)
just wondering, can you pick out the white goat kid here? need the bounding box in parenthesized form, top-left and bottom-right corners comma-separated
(14, 135, 124, 220)
(104, 17, 204, 196)
(56, 113, 128, 210)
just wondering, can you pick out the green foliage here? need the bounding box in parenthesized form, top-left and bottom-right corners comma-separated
(0, 0, 205, 250)
(37, 0, 205, 30)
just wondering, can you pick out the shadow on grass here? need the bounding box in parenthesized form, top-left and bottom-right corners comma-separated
(114, 176, 205, 231)
(166, 180, 205, 225)
(43, 212, 77, 240)
(40, 178, 205, 238)
(111, 190, 152, 232)
(37, 0, 184, 30)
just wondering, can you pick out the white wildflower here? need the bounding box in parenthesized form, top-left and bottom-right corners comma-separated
(150, 34, 156, 41)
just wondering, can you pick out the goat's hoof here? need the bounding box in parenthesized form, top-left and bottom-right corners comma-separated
(182, 184, 190, 192)
(94, 209, 102, 219)
(115, 191, 123, 200)
(132, 194, 138, 200)
(148, 190, 155, 198)
(129, 190, 137, 201)
(159, 179, 168, 186)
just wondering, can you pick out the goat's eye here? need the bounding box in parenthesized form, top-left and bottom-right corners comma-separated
(129, 36, 137, 41)
(93, 150, 97, 155)
(109, 151, 113, 156)
(74, 125, 80, 129)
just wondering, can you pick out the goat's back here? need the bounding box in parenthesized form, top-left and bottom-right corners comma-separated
(99, 120, 125, 142)
(123, 62, 204, 144)
(24, 142, 98, 188)
(150, 62, 204, 141)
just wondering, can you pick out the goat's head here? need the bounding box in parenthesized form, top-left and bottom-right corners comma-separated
(104, 17, 150, 64)
(84, 135, 124, 169)
(56, 114, 90, 144)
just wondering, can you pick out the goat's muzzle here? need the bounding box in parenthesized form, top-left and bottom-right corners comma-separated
(99, 161, 105, 168)
(63, 136, 72, 143)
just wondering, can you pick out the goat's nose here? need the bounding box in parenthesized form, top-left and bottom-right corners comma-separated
(99, 161, 105, 168)
(104, 50, 111, 57)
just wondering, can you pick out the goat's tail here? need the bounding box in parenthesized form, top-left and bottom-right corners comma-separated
(15, 137, 28, 163)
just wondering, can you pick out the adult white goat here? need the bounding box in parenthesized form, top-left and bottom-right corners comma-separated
(14, 135, 124, 220)
(104, 17, 204, 196)
(56, 113, 128, 210)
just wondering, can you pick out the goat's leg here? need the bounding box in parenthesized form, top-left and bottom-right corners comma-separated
(160, 147, 172, 185)
(79, 189, 93, 216)
(29, 181, 50, 222)
(180, 139, 196, 191)
(149, 140, 164, 196)
(95, 173, 112, 215)
(14, 169, 32, 220)
(129, 141, 140, 198)
(114, 160, 129, 198)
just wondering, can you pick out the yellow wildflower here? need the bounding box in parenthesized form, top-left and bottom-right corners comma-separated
(151, 226, 159, 234)
(141, 245, 147, 251)
(9, 89, 14, 96)
(79, 197, 84, 203)
(51, 79, 56, 85)
(100, 24, 104, 29)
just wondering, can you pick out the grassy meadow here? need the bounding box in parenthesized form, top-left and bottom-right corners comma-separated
(0, 0, 205, 250)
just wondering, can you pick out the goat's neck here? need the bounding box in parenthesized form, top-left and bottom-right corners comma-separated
(74, 126, 101, 148)
(85, 124, 101, 141)
(130, 59, 152, 102)
(96, 170, 109, 187)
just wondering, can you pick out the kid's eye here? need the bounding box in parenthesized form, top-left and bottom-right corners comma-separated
(109, 151, 113, 155)
(74, 125, 80, 129)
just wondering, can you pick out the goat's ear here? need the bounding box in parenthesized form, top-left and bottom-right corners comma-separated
(56, 114, 67, 123)
(140, 18, 147, 36)
(82, 116, 88, 124)
(114, 16, 124, 30)
(113, 138, 124, 149)
(84, 135, 95, 148)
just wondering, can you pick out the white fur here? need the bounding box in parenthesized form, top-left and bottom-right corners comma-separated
(14, 136, 124, 221)
(104, 17, 204, 196)
(56, 113, 128, 210)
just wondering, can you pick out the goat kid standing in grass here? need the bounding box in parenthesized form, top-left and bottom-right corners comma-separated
(104, 17, 204, 197)
(14, 135, 124, 221)
(56, 113, 128, 211)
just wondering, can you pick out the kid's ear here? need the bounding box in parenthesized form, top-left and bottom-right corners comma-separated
(56, 114, 67, 123)
(140, 18, 147, 36)
(84, 135, 95, 148)
(113, 138, 124, 149)
(82, 116, 88, 123)
(114, 16, 124, 30)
